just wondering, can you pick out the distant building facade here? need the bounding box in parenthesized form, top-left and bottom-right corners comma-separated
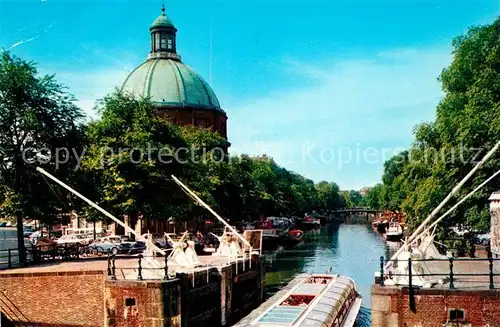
(359, 187, 372, 196)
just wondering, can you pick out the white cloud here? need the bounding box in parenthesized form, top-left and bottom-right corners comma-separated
(54, 69, 131, 119)
(6, 21, 58, 50)
(226, 46, 452, 189)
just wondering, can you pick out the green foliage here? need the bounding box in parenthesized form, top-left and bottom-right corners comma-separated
(316, 181, 343, 210)
(365, 17, 500, 234)
(0, 51, 84, 223)
(76, 91, 343, 223)
(364, 184, 385, 209)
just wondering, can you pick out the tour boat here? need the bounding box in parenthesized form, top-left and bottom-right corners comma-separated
(234, 273, 362, 327)
(385, 221, 404, 241)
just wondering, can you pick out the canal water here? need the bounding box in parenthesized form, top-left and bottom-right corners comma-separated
(263, 222, 393, 326)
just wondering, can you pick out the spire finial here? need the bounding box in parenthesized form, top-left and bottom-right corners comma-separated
(161, 1, 165, 13)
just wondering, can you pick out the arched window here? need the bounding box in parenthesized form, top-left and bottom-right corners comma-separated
(160, 33, 167, 49)
(155, 33, 160, 51)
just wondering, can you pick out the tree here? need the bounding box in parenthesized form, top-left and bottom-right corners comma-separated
(0, 51, 84, 261)
(373, 17, 500, 234)
(348, 190, 363, 207)
(80, 91, 232, 230)
(316, 181, 343, 211)
(364, 184, 385, 210)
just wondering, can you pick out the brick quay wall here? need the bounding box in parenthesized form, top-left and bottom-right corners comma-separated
(0, 270, 105, 327)
(0, 255, 264, 327)
(372, 285, 500, 327)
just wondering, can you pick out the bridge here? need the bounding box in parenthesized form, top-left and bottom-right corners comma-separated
(331, 207, 384, 214)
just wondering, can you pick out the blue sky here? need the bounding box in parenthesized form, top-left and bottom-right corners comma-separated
(0, 0, 498, 190)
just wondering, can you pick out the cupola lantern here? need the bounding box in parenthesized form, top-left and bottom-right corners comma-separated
(121, 4, 229, 145)
(148, 4, 180, 61)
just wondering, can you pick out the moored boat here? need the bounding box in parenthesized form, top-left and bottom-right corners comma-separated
(385, 221, 403, 241)
(253, 220, 281, 250)
(374, 219, 388, 233)
(297, 214, 321, 230)
(234, 273, 362, 327)
(281, 229, 305, 247)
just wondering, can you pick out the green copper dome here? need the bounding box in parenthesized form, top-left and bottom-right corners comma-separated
(121, 59, 223, 111)
(150, 11, 175, 29)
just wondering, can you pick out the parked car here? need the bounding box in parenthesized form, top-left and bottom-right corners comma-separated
(88, 237, 131, 255)
(57, 234, 92, 245)
(128, 241, 146, 255)
(29, 231, 43, 244)
(23, 226, 34, 237)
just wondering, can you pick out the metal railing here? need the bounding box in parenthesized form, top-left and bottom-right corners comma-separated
(107, 253, 256, 281)
(0, 243, 108, 269)
(0, 249, 19, 269)
(106, 254, 171, 281)
(378, 255, 500, 290)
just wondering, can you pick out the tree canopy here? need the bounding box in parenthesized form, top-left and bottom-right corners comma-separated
(0, 51, 85, 260)
(0, 54, 347, 228)
(79, 92, 346, 222)
(364, 17, 500, 233)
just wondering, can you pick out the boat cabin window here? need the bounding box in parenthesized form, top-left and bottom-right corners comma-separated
(306, 276, 332, 284)
(280, 295, 315, 307)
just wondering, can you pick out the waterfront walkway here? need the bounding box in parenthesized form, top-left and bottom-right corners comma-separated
(0, 254, 255, 280)
(425, 259, 500, 289)
(382, 259, 500, 290)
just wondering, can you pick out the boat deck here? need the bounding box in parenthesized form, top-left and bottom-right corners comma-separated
(234, 273, 359, 327)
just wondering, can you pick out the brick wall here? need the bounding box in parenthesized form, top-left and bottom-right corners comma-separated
(104, 279, 181, 327)
(372, 285, 500, 327)
(0, 271, 104, 327)
(157, 108, 228, 140)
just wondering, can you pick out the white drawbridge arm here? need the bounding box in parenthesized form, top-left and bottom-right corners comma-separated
(386, 141, 500, 269)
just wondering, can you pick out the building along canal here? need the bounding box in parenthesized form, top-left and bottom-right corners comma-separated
(262, 221, 393, 327)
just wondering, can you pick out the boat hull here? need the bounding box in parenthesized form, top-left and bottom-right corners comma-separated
(262, 235, 280, 250)
(386, 233, 404, 242)
(376, 221, 388, 233)
(297, 221, 321, 231)
(281, 230, 304, 247)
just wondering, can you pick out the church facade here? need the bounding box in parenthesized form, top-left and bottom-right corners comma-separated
(121, 6, 228, 141)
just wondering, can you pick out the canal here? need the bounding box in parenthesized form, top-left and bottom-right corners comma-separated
(263, 221, 393, 326)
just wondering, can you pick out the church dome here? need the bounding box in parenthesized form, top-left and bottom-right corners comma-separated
(121, 59, 222, 111)
(121, 5, 223, 113)
(150, 11, 175, 29)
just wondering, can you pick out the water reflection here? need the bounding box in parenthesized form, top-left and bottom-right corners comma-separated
(263, 222, 394, 326)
